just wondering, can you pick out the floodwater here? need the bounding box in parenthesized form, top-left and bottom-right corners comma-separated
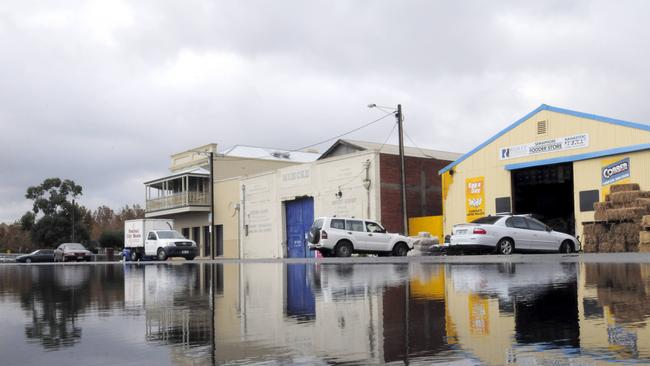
(1, 262, 650, 365)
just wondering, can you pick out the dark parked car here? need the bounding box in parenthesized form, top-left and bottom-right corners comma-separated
(54, 243, 93, 262)
(16, 249, 55, 263)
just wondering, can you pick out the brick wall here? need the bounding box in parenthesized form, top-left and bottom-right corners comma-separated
(379, 153, 450, 234)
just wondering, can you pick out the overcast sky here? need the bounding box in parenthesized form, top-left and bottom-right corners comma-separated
(2, 0, 650, 223)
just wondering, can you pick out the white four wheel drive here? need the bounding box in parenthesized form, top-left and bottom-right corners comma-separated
(450, 214, 580, 255)
(307, 217, 413, 257)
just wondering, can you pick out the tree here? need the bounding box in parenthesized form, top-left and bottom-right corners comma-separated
(98, 230, 123, 248)
(22, 178, 90, 247)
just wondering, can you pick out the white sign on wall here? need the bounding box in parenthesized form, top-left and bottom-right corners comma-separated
(499, 133, 589, 160)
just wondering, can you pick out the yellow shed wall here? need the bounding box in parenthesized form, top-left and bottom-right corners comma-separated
(443, 109, 650, 235)
(573, 149, 650, 240)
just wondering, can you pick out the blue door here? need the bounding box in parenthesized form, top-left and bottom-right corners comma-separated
(285, 197, 314, 258)
(286, 264, 315, 318)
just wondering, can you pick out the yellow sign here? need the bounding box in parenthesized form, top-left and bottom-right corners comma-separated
(465, 176, 485, 221)
(468, 294, 490, 336)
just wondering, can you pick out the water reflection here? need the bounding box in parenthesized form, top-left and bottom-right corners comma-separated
(1, 261, 650, 365)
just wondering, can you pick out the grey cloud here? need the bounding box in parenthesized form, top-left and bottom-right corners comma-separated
(2, 1, 650, 222)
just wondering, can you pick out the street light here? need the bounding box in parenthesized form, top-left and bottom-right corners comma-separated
(368, 103, 409, 236)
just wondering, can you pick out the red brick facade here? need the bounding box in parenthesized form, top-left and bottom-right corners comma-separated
(379, 153, 450, 234)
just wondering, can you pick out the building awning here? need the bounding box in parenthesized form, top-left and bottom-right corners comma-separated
(504, 143, 650, 171)
(144, 167, 210, 185)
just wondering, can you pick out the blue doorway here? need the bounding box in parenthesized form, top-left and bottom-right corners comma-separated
(286, 264, 315, 319)
(285, 197, 314, 258)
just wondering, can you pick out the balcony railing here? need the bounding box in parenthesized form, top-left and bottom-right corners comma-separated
(146, 191, 210, 212)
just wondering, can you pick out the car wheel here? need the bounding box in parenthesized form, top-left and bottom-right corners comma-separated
(157, 248, 167, 261)
(335, 241, 353, 257)
(497, 238, 514, 255)
(25, 258, 32, 264)
(559, 240, 573, 254)
(130, 250, 139, 262)
(392, 243, 409, 257)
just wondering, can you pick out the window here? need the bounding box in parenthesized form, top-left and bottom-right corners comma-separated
(157, 230, 184, 239)
(365, 221, 386, 233)
(345, 220, 364, 232)
(330, 219, 345, 229)
(579, 190, 599, 212)
(506, 216, 528, 229)
(537, 120, 548, 135)
(147, 232, 157, 240)
(526, 218, 548, 231)
(471, 216, 502, 225)
(312, 219, 324, 230)
(495, 197, 511, 213)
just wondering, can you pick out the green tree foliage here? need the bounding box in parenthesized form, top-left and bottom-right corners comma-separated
(22, 178, 90, 247)
(98, 230, 124, 248)
(0, 222, 33, 252)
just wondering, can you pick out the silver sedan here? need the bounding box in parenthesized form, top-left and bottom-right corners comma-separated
(449, 215, 579, 255)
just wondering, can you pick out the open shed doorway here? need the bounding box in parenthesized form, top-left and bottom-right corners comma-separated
(511, 162, 575, 235)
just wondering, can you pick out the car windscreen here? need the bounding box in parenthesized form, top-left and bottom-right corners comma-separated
(65, 244, 86, 250)
(470, 216, 502, 225)
(156, 230, 185, 239)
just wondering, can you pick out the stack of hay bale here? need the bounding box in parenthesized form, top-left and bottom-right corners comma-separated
(583, 183, 650, 253)
(641, 215, 650, 252)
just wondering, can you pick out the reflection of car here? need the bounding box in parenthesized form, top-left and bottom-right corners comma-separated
(16, 249, 55, 263)
(54, 243, 93, 262)
(307, 216, 413, 257)
(450, 215, 579, 255)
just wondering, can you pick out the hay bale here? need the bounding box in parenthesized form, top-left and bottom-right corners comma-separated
(639, 243, 650, 253)
(593, 202, 608, 211)
(605, 207, 648, 222)
(582, 234, 599, 253)
(608, 191, 650, 205)
(636, 198, 650, 210)
(610, 183, 641, 193)
(594, 209, 607, 221)
(599, 241, 613, 253)
(643, 216, 650, 230)
(641, 231, 650, 244)
(611, 241, 627, 252)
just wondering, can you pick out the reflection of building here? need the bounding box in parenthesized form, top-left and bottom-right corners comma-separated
(123, 264, 214, 363)
(206, 261, 650, 364)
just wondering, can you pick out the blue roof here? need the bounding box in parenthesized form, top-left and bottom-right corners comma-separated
(438, 104, 650, 175)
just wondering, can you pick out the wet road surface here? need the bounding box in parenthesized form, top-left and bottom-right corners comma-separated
(1, 256, 650, 365)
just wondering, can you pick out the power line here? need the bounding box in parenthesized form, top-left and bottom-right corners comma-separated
(403, 126, 436, 159)
(214, 110, 396, 163)
(339, 120, 398, 189)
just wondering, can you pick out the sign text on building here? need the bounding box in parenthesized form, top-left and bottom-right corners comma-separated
(601, 157, 631, 185)
(499, 133, 589, 160)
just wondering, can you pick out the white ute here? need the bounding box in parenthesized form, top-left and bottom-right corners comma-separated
(307, 217, 413, 257)
(124, 219, 198, 261)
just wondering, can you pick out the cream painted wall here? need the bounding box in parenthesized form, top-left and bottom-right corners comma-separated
(240, 151, 382, 259)
(213, 157, 301, 180)
(443, 109, 650, 235)
(214, 178, 241, 258)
